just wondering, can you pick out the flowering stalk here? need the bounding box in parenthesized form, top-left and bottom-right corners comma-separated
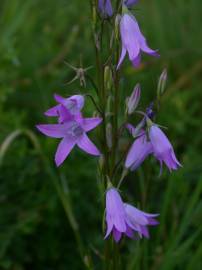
(36, 0, 182, 269)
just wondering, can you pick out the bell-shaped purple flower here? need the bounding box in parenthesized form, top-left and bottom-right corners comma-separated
(125, 131, 153, 171)
(36, 107, 102, 167)
(149, 125, 182, 172)
(124, 203, 159, 239)
(45, 94, 84, 122)
(105, 188, 159, 242)
(105, 188, 130, 242)
(117, 14, 159, 69)
(98, 0, 113, 18)
(124, 0, 139, 8)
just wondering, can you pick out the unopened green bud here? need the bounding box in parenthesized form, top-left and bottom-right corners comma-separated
(104, 66, 113, 91)
(126, 83, 141, 115)
(106, 123, 112, 149)
(157, 69, 167, 97)
(115, 15, 121, 40)
(99, 155, 105, 171)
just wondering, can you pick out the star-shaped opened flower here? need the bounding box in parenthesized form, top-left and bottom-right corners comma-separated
(36, 95, 102, 167)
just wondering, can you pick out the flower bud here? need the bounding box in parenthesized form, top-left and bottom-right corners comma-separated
(106, 123, 112, 149)
(124, 0, 139, 8)
(115, 15, 121, 40)
(126, 83, 141, 114)
(98, 155, 105, 171)
(104, 66, 113, 91)
(98, 0, 113, 18)
(157, 69, 167, 97)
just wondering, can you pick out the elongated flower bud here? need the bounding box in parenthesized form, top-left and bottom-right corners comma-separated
(98, 0, 113, 18)
(124, 0, 139, 8)
(157, 69, 167, 97)
(104, 66, 113, 91)
(127, 84, 141, 114)
(106, 123, 112, 149)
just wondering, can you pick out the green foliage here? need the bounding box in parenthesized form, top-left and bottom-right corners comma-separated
(0, 0, 201, 269)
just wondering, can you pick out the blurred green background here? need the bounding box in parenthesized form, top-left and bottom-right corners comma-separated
(0, 0, 202, 269)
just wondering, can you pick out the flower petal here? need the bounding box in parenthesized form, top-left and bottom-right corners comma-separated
(55, 137, 76, 167)
(104, 215, 113, 239)
(70, 95, 85, 111)
(113, 228, 122, 242)
(106, 189, 126, 233)
(117, 47, 127, 69)
(36, 124, 66, 138)
(125, 134, 153, 169)
(77, 133, 100, 156)
(82, 117, 102, 132)
(44, 105, 60, 117)
(54, 93, 66, 103)
(132, 53, 141, 68)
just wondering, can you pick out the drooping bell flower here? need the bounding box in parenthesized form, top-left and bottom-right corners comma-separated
(45, 93, 84, 122)
(117, 13, 159, 69)
(125, 129, 153, 171)
(124, 203, 159, 239)
(98, 0, 113, 18)
(124, 0, 139, 8)
(36, 106, 102, 167)
(149, 125, 182, 172)
(105, 188, 133, 242)
(105, 188, 159, 242)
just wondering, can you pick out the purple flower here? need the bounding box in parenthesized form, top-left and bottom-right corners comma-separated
(36, 111, 102, 167)
(105, 188, 159, 242)
(124, 0, 139, 8)
(125, 131, 153, 171)
(45, 94, 84, 122)
(124, 203, 159, 239)
(117, 14, 159, 69)
(98, 0, 113, 18)
(105, 188, 133, 242)
(149, 125, 182, 172)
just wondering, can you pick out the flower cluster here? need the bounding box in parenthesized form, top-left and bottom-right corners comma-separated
(36, 0, 182, 245)
(125, 93, 182, 173)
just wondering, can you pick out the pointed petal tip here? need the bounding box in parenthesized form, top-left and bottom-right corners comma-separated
(55, 160, 61, 167)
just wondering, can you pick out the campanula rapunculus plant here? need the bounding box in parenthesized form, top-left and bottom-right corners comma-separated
(36, 0, 182, 268)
